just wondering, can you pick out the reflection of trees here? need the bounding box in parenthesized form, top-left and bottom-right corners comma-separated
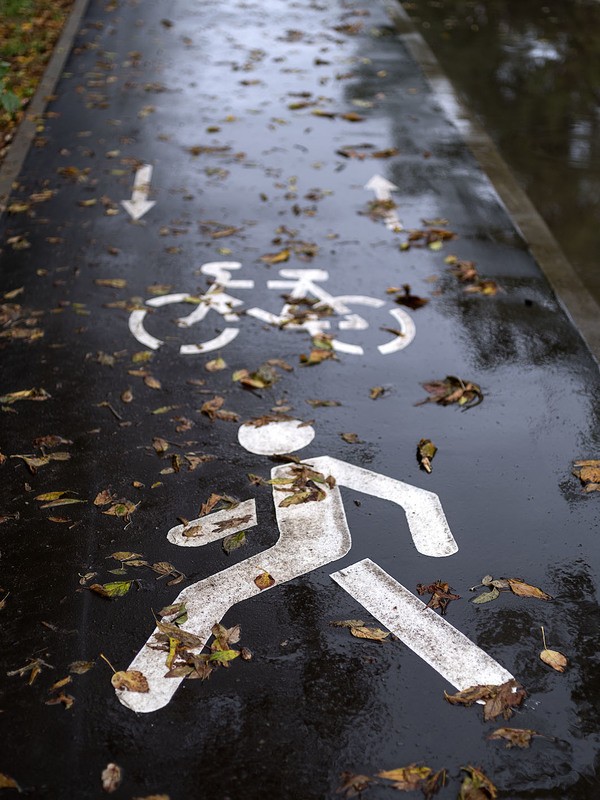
(406, 0, 600, 299)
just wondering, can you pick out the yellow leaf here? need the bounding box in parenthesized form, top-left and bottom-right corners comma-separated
(90, 581, 133, 598)
(0, 773, 19, 789)
(111, 670, 149, 692)
(260, 249, 290, 264)
(95, 278, 127, 288)
(205, 357, 226, 372)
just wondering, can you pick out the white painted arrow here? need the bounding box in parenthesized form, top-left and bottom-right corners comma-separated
(365, 173, 398, 201)
(121, 164, 156, 220)
(365, 174, 403, 232)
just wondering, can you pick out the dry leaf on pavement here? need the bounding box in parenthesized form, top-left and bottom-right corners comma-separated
(458, 765, 497, 799)
(540, 627, 568, 672)
(488, 727, 540, 749)
(101, 763, 122, 793)
(444, 679, 526, 721)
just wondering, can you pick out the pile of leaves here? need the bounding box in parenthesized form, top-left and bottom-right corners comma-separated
(445, 255, 501, 296)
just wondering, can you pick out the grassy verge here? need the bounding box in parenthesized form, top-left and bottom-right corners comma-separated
(0, 0, 75, 164)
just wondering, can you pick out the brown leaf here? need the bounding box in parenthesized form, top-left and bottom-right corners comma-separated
(69, 660, 95, 674)
(572, 459, 600, 491)
(392, 284, 429, 310)
(336, 772, 374, 797)
(369, 386, 384, 400)
(0, 773, 19, 789)
(341, 432, 360, 444)
(205, 357, 227, 372)
(101, 763, 122, 793)
(340, 112, 365, 122)
(350, 625, 389, 642)
(416, 580, 459, 615)
(540, 648, 568, 672)
(417, 376, 483, 409)
(445, 679, 526, 721)
(506, 578, 552, 601)
(0, 387, 50, 404)
(144, 375, 162, 390)
(152, 437, 169, 455)
(102, 500, 139, 519)
(254, 571, 275, 590)
(111, 670, 149, 692)
(458, 765, 497, 799)
(377, 764, 432, 790)
(94, 489, 114, 506)
(488, 727, 539, 749)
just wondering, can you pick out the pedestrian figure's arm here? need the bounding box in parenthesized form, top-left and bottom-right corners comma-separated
(307, 457, 457, 557)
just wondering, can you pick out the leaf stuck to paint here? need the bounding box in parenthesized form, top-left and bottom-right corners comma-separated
(254, 571, 275, 590)
(111, 670, 149, 692)
(444, 679, 526, 721)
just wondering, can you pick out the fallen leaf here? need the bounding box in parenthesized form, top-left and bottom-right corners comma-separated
(341, 432, 359, 444)
(40, 497, 85, 508)
(0, 773, 19, 789)
(458, 765, 497, 799)
(369, 386, 384, 400)
(45, 691, 75, 709)
(260, 249, 290, 264)
(540, 626, 568, 672)
(506, 578, 552, 601)
(488, 727, 539, 749)
(445, 679, 526, 721)
(572, 459, 600, 491)
(205, 357, 227, 372)
(254, 571, 275, 590)
(69, 660, 95, 674)
(472, 587, 500, 605)
(222, 531, 247, 554)
(340, 112, 365, 122)
(94, 489, 114, 506)
(102, 763, 122, 793)
(336, 772, 374, 798)
(102, 500, 139, 519)
(95, 278, 127, 288)
(111, 670, 149, 692)
(350, 625, 389, 642)
(90, 581, 133, 598)
(417, 376, 483, 409)
(377, 764, 432, 791)
(391, 284, 429, 310)
(417, 580, 460, 615)
(417, 438, 437, 473)
(307, 398, 341, 407)
(144, 375, 162, 390)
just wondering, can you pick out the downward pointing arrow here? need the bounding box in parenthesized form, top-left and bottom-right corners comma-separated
(121, 164, 156, 220)
(365, 174, 399, 201)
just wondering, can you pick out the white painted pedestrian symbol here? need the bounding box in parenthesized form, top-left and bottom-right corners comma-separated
(128, 261, 416, 357)
(116, 420, 512, 713)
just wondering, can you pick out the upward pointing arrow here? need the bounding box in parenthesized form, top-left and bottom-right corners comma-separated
(364, 174, 399, 201)
(121, 164, 156, 221)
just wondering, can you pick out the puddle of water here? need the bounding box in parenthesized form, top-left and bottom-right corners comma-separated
(402, 0, 600, 304)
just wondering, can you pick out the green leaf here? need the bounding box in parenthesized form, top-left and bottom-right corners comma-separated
(90, 581, 133, 598)
(209, 649, 239, 663)
(472, 587, 500, 605)
(223, 530, 246, 555)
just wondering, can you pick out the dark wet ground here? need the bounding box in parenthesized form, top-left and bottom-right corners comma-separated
(402, 0, 600, 305)
(0, 0, 599, 797)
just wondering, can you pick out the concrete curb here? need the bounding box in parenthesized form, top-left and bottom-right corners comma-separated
(0, 0, 91, 214)
(385, 0, 600, 365)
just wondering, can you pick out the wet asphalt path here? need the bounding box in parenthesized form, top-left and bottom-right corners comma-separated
(0, 0, 599, 797)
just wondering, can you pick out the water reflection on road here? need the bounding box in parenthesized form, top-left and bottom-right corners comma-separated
(402, 0, 600, 304)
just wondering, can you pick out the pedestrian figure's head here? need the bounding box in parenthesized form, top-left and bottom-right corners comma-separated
(238, 418, 315, 455)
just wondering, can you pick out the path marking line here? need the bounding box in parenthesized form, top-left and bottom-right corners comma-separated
(331, 558, 514, 691)
(121, 164, 156, 220)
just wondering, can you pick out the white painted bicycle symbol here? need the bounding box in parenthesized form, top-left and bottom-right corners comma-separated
(128, 261, 416, 356)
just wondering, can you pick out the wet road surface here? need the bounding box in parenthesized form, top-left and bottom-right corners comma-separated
(0, 0, 599, 797)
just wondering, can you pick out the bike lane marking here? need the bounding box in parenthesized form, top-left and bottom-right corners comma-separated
(331, 559, 514, 691)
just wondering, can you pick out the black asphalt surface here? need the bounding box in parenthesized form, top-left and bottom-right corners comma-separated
(0, 0, 599, 797)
